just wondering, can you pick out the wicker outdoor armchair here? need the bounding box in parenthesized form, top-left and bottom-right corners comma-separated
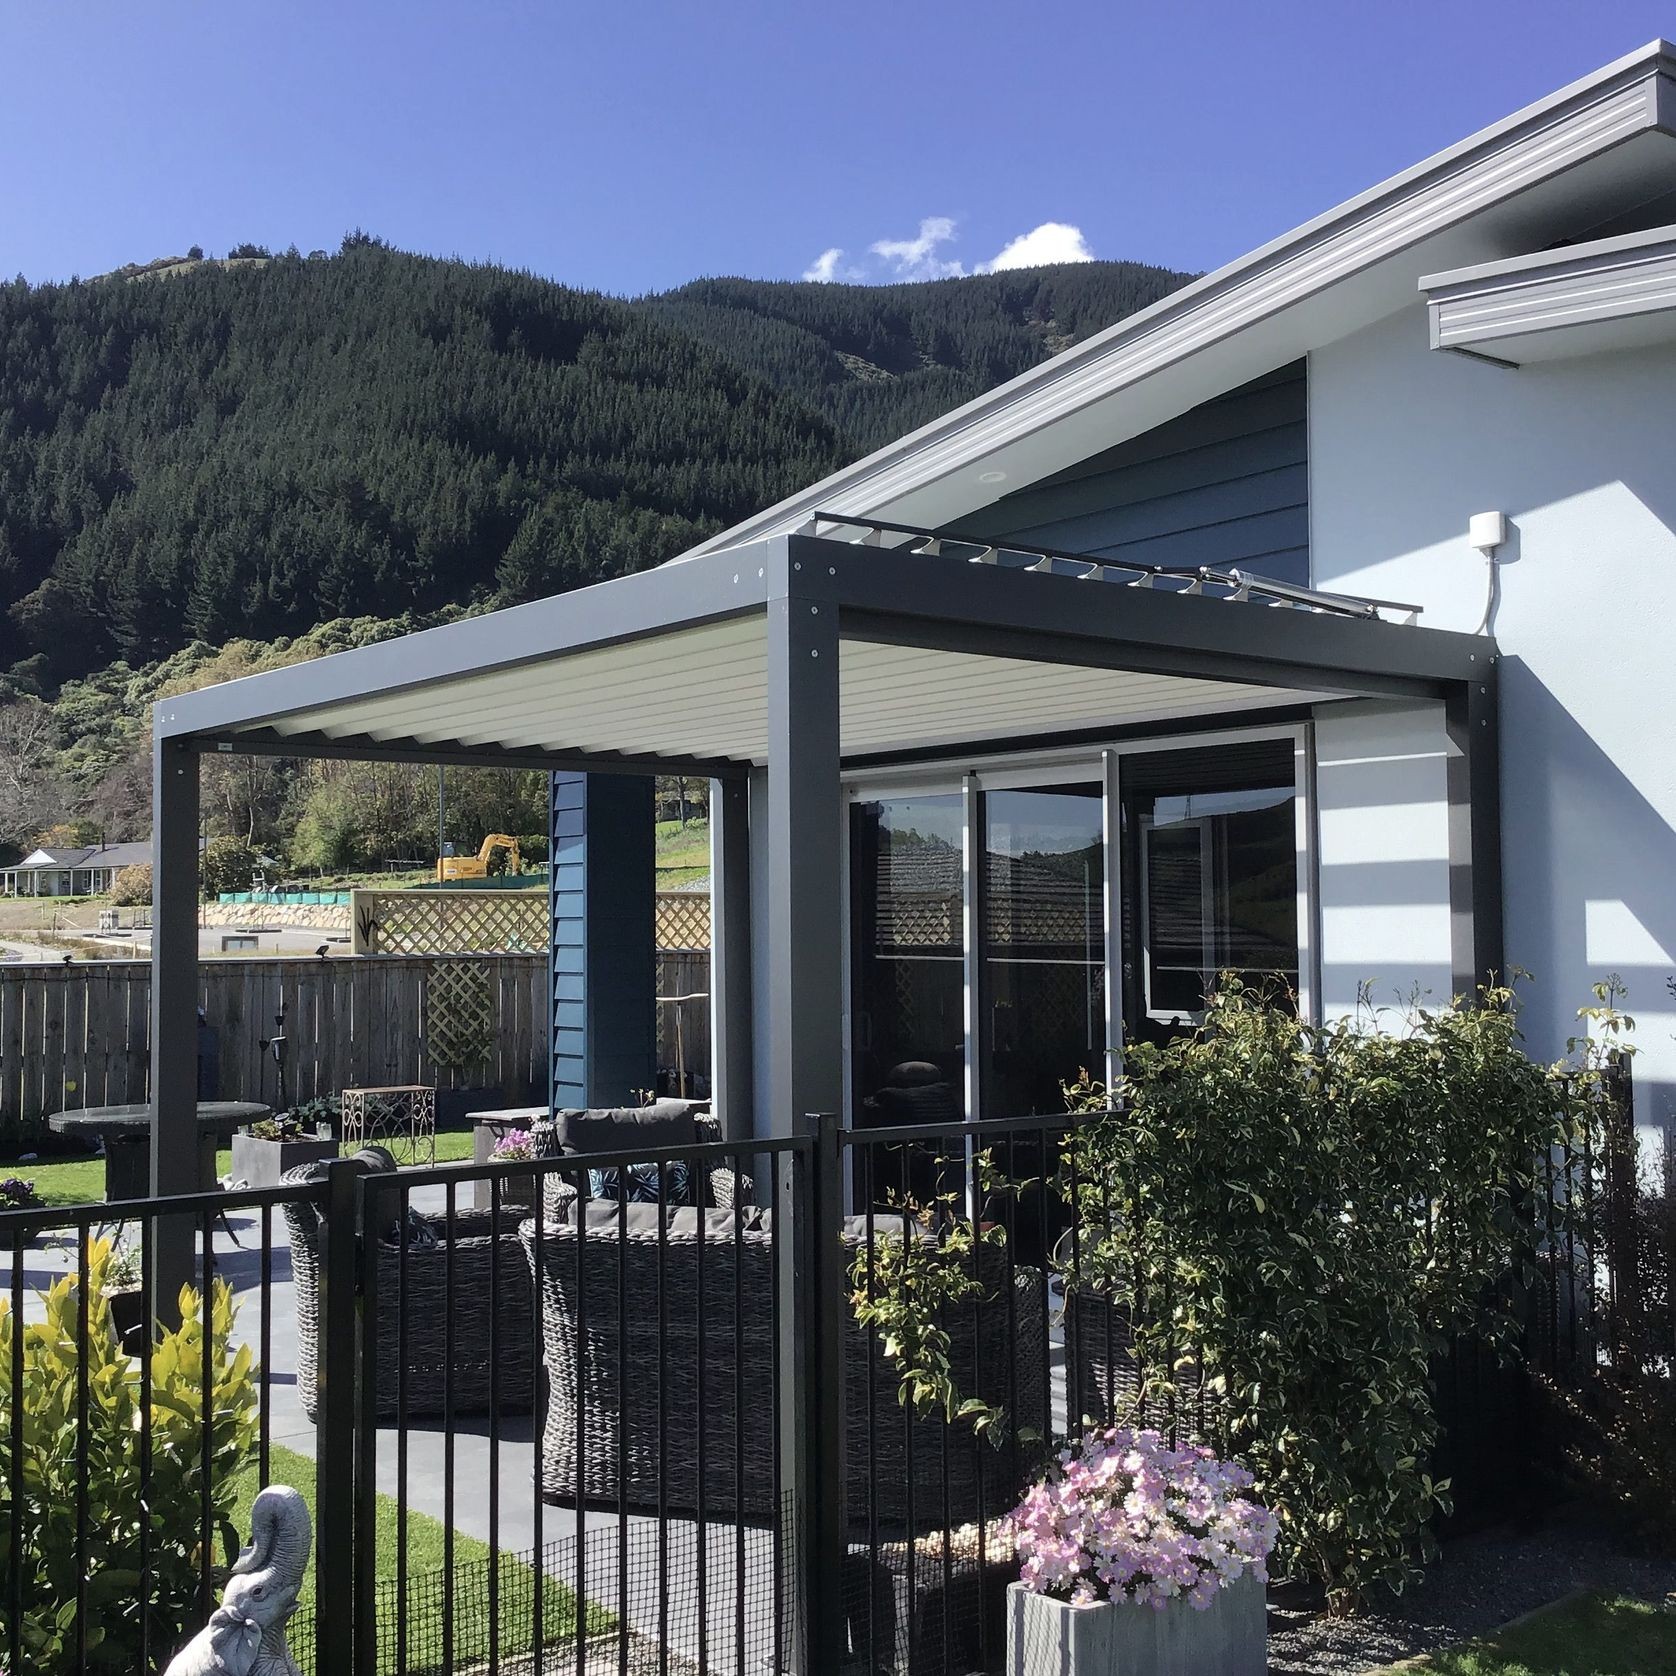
(283, 1161, 535, 1421)
(520, 1212, 1045, 1529)
(532, 1102, 749, 1221)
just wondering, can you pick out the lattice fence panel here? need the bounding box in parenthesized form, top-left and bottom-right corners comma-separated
(426, 957, 498, 1082)
(352, 888, 546, 955)
(656, 891, 711, 951)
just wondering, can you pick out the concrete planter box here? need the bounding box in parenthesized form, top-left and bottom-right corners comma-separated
(1006, 1572, 1265, 1676)
(230, 1130, 339, 1190)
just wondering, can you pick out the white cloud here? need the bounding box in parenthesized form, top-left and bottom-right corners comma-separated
(868, 216, 965, 281)
(800, 216, 1096, 285)
(802, 247, 851, 283)
(979, 221, 1096, 272)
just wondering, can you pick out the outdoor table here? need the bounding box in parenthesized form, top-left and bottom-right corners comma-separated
(47, 1100, 270, 1201)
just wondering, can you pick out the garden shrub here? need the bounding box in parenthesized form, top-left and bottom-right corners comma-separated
(109, 863, 151, 906)
(0, 1239, 260, 1671)
(200, 835, 260, 896)
(1061, 977, 1585, 1611)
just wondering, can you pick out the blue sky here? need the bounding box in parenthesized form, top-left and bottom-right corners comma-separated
(2, 1, 1671, 294)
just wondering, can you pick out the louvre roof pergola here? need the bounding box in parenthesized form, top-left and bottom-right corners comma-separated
(147, 524, 1499, 1248)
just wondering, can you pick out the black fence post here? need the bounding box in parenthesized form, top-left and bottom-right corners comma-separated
(315, 1156, 366, 1674)
(796, 1110, 848, 1675)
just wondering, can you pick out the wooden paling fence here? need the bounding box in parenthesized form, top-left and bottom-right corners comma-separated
(0, 954, 546, 1140)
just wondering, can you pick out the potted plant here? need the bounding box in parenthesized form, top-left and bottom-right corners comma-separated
(0, 1175, 44, 1211)
(485, 1125, 539, 1214)
(1004, 1426, 1275, 1676)
(230, 1096, 340, 1190)
(103, 1234, 146, 1352)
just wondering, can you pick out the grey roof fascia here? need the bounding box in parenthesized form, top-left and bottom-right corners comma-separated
(208, 727, 751, 779)
(677, 41, 1676, 558)
(155, 540, 784, 742)
(1422, 223, 1676, 352)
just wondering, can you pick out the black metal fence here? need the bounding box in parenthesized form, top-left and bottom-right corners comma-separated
(1, 1079, 1669, 1676)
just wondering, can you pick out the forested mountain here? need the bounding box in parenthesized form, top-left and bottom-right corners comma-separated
(0, 238, 1192, 700)
(634, 261, 1191, 452)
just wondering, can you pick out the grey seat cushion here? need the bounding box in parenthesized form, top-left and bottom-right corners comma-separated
(751, 1209, 935, 1242)
(569, 1199, 755, 1238)
(552, 1100, 699, 1153)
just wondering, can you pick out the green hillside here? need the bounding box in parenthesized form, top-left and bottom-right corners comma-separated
(0, 239, 1191, 699)
(634, 261, 1193, 452)
(0, 238, 1194, 863)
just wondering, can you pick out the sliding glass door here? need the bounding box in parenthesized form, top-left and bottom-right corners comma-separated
(847, 729, 1307, 1127)
(849, 795, 966, 1126)
(982, 784, 1105, 1118)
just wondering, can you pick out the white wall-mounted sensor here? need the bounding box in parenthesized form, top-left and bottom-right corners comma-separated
(1468, 511, 1507, 554)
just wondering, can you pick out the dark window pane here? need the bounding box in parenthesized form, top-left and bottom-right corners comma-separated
(849, 796, 965, 1127)
(1127, 745, 1298, 1028)
(984, 784, 1104, 1117)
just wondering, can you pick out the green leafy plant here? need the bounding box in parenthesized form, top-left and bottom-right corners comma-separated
(199, 835, 261, 896)
(108, 864, 151, 907)
(848, 1187, 1012, 1440)
(1060, 976, 1589, 1612)
(0, 1238, 260, 1671)
(1534, 981, 1674, 1540)
(248, 1094, 338, 1142)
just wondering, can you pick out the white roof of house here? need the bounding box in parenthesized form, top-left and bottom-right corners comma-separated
(677, 40, 1676, 558)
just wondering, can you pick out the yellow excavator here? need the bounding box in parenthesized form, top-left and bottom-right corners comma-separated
(436, 833, 523, 882)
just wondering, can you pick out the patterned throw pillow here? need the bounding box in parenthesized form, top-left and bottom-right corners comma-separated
(587, 1159, 693, 1205)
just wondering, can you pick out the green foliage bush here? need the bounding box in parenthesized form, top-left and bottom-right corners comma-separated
(108, 863, 151, 906)
(1061, 978, 1588, 1611)
(0, 1240, 259, 1671)
(199, 835, 260, 896)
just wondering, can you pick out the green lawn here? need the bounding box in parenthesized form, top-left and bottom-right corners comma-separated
(15, 1128, 479, 1209)
(235, 1443, 608, 1675)
(1388, 1593, 1676, 1675)
(655, 816, 709, 887)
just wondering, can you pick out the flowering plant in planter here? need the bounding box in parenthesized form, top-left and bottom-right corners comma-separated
(489, 1127, 535, 1163)
(1007, 1427, 1275, 1610)
(0, 1176, 43, 1211)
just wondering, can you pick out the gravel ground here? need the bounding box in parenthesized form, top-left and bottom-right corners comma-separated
(1268, 1517, 1676, 1674)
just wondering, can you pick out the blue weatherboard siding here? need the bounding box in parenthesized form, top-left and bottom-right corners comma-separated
(948, 362, 1309, 585)
(549, 772, 656, 1111)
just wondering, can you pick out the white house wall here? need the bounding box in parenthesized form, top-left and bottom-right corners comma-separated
(1310, 304, 1676, 1137)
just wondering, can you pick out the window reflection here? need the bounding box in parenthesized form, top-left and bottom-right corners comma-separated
(984, 785, 1105, 1117)
(1125, 743, 1299, 1033)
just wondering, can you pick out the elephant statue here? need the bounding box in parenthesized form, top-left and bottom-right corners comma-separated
(164, 1484, 312, 1676)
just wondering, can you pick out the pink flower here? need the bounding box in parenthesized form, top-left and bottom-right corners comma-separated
(1004, 1425, 1275, 1610)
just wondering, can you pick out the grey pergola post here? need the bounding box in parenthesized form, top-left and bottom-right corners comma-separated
(764, 575, 847, 1670)
(763, 588, 844, 1130)
(708, 775, 753, 1139)
(150, 729, 201, 1320)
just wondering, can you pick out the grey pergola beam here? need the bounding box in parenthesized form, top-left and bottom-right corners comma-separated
(785, 533, 1489, 694)
(201, 728, 750, 780)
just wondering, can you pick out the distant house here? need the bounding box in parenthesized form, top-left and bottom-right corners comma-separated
(0, 841, 153, 898)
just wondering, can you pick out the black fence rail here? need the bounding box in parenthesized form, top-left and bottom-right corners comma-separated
(1, 1074, 1667, 1676)
(348, 1134, 810, 1676)
(0, 1177, 329, 1676)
